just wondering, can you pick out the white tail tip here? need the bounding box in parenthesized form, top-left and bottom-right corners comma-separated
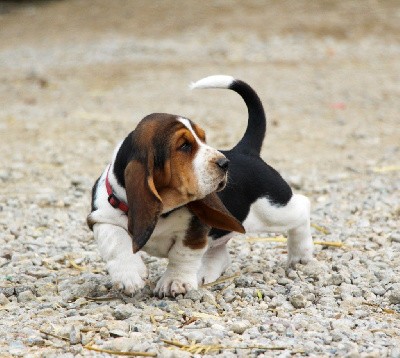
(190, 75, 235, 90)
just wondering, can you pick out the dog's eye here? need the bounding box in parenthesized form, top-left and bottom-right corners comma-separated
(178, 141, 192, 153)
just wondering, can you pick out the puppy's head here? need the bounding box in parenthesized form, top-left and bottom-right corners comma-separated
(124, 113, 244, 252)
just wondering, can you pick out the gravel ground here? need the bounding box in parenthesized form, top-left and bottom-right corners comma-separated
(1, 1, 399, 357)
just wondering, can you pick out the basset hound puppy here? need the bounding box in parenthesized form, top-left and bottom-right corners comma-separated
(88, 75, 313, 297)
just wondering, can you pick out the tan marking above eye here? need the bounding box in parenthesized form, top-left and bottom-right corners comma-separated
(174, 129, 196, 151)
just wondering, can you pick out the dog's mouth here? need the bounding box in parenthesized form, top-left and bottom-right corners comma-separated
(216, 178, 227, 192)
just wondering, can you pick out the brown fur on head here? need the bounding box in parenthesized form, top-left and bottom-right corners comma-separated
(124, 113, 244, 252)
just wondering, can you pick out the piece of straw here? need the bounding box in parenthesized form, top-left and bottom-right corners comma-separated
(84, 344, 157, 357)
(201, 273, 241, 288)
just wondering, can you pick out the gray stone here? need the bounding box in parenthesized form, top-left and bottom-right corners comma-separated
(176, 298, 194, 307)
(9, 340, 26, 357)
(184, 330, 205, 343)
(106, 320, 130, 333)
(234, 276, 254, 287)
(17, 290, 36, 303)
(184, 289, 204, 301)
(277, 277, 291, 286)
(230, 320, 251, 334)
(331, 329, 344, 342)
(105, 337, 138, 352)
(223, 289, 236, 303)
(15, 286, 35, 295)
(211, 323, 225, 331)
(109, 329, 128, 338)
(69, 326, 81, 345)
(389, 233, 400, 243)
(289, 293, 307, 309)
(391, 347, 400, 358)
(245, 326, 261, 339)
(26, 335, 45, 347)
(388, 285, 400, 304)
(0, 293, 10, 305)
(99, 327, 110, 339)
(58, 274, 110, 302)
(0, 287, 15, 297)
(372, 285, 386, 296)
(35, 283, 58, 297)
(328, 273, 345, 286)
(113, 304, 136, 320)
(201, 290, 217, 305)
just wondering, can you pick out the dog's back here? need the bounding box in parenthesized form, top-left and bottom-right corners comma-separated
(191, 76, 293, 238)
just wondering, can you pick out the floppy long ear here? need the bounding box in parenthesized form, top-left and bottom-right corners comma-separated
(187, 193, 245, 234)
(125, 160, 163, 253)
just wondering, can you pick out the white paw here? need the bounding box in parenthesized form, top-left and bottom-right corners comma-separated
(197, 256, 231, 285)
(154, 272, 198, 298)
(107, 258, 148, 295)
(287, 238, 314, 268)
(197, 245, 231, 285)
(198, 264, 227, 285)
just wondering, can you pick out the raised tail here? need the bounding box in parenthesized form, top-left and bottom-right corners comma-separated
(190, 75, 266, 155)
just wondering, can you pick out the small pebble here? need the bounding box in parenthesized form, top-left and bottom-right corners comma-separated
(184, 330, 205, 343)
(388, 285, 400, 304)
(69, 326, 81, 345)
(184, 289, 204, 301)
(230, 320, 251, 334)
(0, 293, 10, 306)
(289, 294, 307, 309)
(17, 290, 36, 303)
(389, 233, 400, 243)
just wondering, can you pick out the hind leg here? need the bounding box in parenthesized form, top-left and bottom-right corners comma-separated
(243, 194, 313, 266)
(286, 196, 313, 266)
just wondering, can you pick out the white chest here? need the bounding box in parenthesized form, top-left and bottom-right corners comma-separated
(141, 207, 192, 258)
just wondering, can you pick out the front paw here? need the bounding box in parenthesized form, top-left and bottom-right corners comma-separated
(107, 259, 147, 295)
(154, 272, 198, 298)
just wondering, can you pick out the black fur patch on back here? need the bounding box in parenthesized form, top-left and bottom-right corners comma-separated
(210, 150, 293, 239)
(113, 132, 134, 188)
(90, 176, 100, 212)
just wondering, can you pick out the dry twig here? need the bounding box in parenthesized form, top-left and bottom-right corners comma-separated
(372, 165, 400, 173)
(245, 236, 344, 248)
(201, 273, 241, 288)
(161, 339, 223, 354)
(179, 316, 198, 328)
(85, 295, 124, 302)
(311, 223, 331, 235)
(362, 302, 398, 315)
(68, 259, 86, 271)
(176, 310, 221, 320)
(161, 339, 303, 354)
(84, 344, 157, 357)
(39, 329, 70, 342)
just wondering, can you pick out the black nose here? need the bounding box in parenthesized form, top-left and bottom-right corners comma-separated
(216, 157, 230, 172)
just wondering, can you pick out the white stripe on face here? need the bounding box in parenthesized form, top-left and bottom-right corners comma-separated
(178, 117, 204, 145)
(178, 117, 227, 198)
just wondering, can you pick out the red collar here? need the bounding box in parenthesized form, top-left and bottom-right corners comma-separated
(106, 165, 129, 213)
